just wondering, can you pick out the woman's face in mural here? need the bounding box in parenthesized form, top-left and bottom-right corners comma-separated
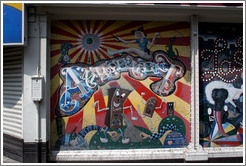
(135, 31, 145, 39)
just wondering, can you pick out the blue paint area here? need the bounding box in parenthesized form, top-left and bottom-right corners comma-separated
(163, 131, 187, 148)
(3, 4, 22, 44)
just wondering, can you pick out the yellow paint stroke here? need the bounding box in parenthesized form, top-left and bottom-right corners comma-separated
(100, 21, 130, 36)
(211, 142, 220, 147)
(103, 95, 108, 107)
(179, 71, 191, 86)
(4, 3, 22, 11)
(80, 50, 87, 62)
(141, 21, 174, 31)
(101, 84, 111, 97)
(90, 51, 97, 63)
(151, 45, 190, 58)
(103, 22, 134, 37)
(82, 95, 96, 144)
(161, 130, 173, 144)
(50, 74, 61, 96)
(52, 21, 79, 37)
(51, 33, 78, 41)
(159, 28, 190, 38)
(200, 137, 210, 142)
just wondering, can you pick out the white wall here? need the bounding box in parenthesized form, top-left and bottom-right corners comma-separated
(23, 15, 48, 143)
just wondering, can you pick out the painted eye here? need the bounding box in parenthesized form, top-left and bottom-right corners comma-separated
(116, 90, 120, 97)
(121, 93, 126, 98)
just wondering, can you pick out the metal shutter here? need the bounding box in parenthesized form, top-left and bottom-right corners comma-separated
(3, 47, 23, 139)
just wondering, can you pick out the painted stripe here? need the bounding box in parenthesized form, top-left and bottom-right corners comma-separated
(97, 20, 116, 35)
(51, 25, 79, 39)
(98, 48, 110, 60)
(94, 88, 107, 127)
(65, 109, 84, 133)
(178, 56, 190, 71)
(3, 3, 22, 11)
(213, 141, 241, 146)
(50, 74, 60, 97)
(50, 88, 59, 123)
(101, 43, 128, 51)
(51, 49, 61, 57)
(61, 20, 82, 35)
(50, 39, 78, 45)
(86, 20, 91, 34)
(154, 36, 190, 46)
(92, 20, 101, 33)
(145, 22, 190, 34)
(82, 96, 96, 143)
(101, 21, 150, 38)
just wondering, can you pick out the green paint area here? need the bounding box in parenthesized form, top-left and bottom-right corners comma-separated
(89, 126, 162, 150)
(158, 116, 186, 136)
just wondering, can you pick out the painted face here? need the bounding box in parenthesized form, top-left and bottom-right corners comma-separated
(112, 88, 131, 109)
(135, 31, 145, 39)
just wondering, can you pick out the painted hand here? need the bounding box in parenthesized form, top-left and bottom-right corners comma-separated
(107, 131, 118, 138)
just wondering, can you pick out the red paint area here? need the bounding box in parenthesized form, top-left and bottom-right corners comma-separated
(62, 20, 81, 34)
(101, 21, 150, 38)
(65, 109, 84, 133)
(51, 25, 79, 39)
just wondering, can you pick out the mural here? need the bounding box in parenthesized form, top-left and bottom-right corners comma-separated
(199, 23, 243, 147)
(50, 20, 191, 150)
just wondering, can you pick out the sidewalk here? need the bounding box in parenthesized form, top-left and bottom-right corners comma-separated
(2, 156, 20, 163)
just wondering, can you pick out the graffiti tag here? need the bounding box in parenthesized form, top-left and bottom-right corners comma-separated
(56, 51, 185, 116)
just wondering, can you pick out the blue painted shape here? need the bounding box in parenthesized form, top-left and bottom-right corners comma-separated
(163, 131, 188, 148)
(3, 4, 22, 44)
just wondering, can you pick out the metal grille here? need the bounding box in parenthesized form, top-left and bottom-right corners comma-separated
(3, 47, 23, 139)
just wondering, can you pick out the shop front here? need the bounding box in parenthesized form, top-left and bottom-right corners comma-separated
(2, 2, 244, 163)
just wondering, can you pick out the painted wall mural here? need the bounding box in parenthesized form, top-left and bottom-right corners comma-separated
(50, 20, 191, 151)
(199, 23, 243, 147)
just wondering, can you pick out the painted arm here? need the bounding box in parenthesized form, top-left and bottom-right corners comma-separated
(113, 35, 136, 44)
(93, 101, 109, 112)
(140, 92, 146, 104)
(155, 99, 166, 109)
(149, 32, 160, 46)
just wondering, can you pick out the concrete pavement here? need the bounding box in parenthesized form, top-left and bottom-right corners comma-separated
(2, 156, 20, 163)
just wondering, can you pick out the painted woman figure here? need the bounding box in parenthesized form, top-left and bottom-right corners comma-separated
(205, 72, 243, 136)
(108, 26, 160, 60)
